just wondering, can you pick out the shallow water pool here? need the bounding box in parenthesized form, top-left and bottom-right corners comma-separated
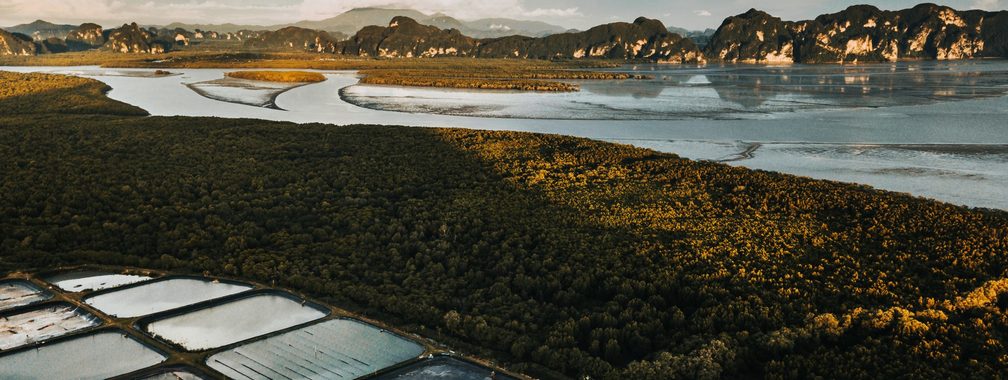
(84, 277, 252, 317)
(207, 318, 424, 379)
(145, 292, 328, 351)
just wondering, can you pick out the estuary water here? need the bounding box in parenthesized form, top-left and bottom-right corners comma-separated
(4, 61, 1007, 210)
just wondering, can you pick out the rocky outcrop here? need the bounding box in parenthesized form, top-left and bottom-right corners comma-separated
(338, 17, 477, 57)
(705, 9, 796, 63)
(477, 17, 704, 63)
(244, 26, 341, 53)
(707, 4, 1008, 63)
(334, 16, 704, 62)
(65, 23, 105, 50)
(0, 30, 37, 55)
(103, 23, 171, 54)
(37, 37, 69, 54)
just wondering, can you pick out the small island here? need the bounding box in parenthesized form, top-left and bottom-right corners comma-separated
(224, 70, 327, 83)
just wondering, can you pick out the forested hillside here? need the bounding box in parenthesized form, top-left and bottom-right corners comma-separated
(1, 73, 1007, 378)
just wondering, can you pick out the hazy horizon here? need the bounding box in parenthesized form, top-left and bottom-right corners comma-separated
(1, 0, 1006, 32)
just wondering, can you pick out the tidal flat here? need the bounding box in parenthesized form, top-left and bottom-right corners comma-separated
(5, 60, 1006, 209)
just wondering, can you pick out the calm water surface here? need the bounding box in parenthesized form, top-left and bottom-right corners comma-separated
(5, 62, 1007, 209)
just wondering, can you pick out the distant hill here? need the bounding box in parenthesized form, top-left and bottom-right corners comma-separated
(335, 16, 704, 63)
(668, 26, 716, 47)
(162, 7, 568, 39)
(292, 7, 568, 38)
(463, 17, 571, 38)
(3, 20, 77, 41)
(160, 22, 267, 34)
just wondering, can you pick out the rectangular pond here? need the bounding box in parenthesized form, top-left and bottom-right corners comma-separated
(207, 318, 424, 379)
(84, 277, 252, 318)
(374, 356, 517, 380)
(0, 280, 52, 312)
(0, 330, 166, 379)
(0, 303, 102, 350)
(45, 271, 152, 292)
(145, 292, 328, 351)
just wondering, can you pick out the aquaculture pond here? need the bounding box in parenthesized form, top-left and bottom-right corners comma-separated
(144, 292, 328, 351)
(45, 271, 152, 292)
(0, 270, 518, 379)
(0, 280, 51, 311)
(376, 356, 518, 380)
(0, 330, 167, 379)
(0, 303, 102, 350)
(207, 318, 424, 379)
(84, 277, 252, 317)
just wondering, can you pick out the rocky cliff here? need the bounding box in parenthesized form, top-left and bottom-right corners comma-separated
(65, 23, 105, 50)
(707, 4, 1008, 63)
(477, 17, 704, 63)
(0, 30, 37, 55)
(243, 27, 342, 52)
(335, 16, 704, 62)
(338, 16, 477, 57)
(102, 23, 172, 54)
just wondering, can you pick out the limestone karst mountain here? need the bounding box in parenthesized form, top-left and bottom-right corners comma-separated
(102, 23, 172, 54)
(706, 4, 1008, 63)
(65, 23, 105, 50)
(333, 16, 704, 63)
(476, 17, 704, 63)
(290, 7, 567, 38)
(244, 26, 343, 53)
(0, 29, 38, 56)
(337, 16, 478, 57)
(2, 4, 1007, 61)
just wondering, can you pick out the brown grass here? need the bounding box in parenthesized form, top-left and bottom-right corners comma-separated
(0, 51, 636, 91)
(359, 75, 580, 92)
(225, 70, 326, 83)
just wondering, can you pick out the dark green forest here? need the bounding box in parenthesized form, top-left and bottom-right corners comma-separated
(2, 72, 1008, 379)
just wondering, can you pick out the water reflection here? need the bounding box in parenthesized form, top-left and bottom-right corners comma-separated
(618, 61, 1008, 112)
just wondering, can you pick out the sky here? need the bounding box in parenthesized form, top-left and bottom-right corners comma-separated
(2, 0, 1006, 31)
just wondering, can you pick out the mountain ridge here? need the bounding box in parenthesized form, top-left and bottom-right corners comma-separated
(4, 4, 1008, 63)
(159, 7, 569, 39)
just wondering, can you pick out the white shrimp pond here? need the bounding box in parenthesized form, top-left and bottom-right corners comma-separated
(0, 271, 514, 379)
(4, 61, 1008, 210)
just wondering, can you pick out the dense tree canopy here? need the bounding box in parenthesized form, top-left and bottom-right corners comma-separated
(1, 73, 1007, 379)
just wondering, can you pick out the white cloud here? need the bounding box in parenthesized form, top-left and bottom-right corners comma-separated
(0, 0, 594, 27)
(971, 0, 1005, 9)
(522, 7, 582, 17)
(694, 10, 712, 17)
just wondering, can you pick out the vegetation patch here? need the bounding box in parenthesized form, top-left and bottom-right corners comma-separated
(1, 52, 634, 91)
(359, 75, 580, 92)
(0, 71, 147, 116)
(225, 70, 326, 83)
(355, 68, 648, 92)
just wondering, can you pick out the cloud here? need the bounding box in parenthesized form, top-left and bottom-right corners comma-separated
(522, 7, 582, 17)
(971, 0, 1005, 9)
(694, 10, 712, 17)
(0, 0, 592, 26)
